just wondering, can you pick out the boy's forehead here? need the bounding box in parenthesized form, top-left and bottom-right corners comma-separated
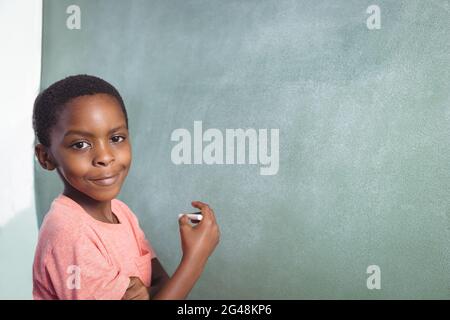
(54, 94, 126, 135)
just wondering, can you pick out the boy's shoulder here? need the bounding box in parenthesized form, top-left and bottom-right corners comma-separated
(38, 195, 91, 245)
(38, 195, 141, 244)
(112, 198, 140, 224)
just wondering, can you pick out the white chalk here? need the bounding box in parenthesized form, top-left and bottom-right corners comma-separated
(178, 213, 203, 221)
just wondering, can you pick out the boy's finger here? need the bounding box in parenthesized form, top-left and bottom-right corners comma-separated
(191, 201, 209, 209)
(209, 208, 217, 223)
(178, 214, 191, 228)
(178, 213, 202, 225)
(191, 201, 216, 223)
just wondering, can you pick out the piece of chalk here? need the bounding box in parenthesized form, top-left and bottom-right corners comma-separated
(178, 213, 203, 221)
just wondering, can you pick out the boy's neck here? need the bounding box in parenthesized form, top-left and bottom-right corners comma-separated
(63, 187, 118, 224)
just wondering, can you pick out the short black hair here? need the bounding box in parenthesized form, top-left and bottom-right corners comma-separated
(32, 74, 128, 147)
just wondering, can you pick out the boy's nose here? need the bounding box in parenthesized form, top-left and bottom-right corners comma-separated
(94, 157, 114, 167)
(93, 143, 114, 166)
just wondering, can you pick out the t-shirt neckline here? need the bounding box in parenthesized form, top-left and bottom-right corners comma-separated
(55, 193, 124, 227)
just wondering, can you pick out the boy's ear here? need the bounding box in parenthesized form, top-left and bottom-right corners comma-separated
(34, 144, 57, 170)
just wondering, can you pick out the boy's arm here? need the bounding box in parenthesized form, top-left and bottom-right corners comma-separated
(122, 258, 169, 300)
(122, 277, 149, 300)
(149, 257, 170, 297)
(151, 255, 206, 300)
(122, 256, 204, 300)
(121, 258, 173, 300)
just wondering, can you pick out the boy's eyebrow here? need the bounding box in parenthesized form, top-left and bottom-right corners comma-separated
(64, 125, 128, 138)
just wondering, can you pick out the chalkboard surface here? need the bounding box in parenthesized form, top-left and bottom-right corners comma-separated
(35, 0, 449, 298)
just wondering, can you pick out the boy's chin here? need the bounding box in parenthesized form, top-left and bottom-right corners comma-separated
(82, 186, 123, 202)
(92, 189, 122, 202)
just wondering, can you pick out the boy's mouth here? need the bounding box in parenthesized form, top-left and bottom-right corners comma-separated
(89, 172, 121, 187)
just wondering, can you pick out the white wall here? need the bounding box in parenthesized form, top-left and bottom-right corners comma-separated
(0, 0, 42, 299)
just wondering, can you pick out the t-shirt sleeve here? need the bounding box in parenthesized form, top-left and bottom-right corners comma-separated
(133, 226, 157, 288)
(116, 200, 157, 259)
(137, 225, 157, 259)
(114, 200, 157, 288)
(44, 230, 130, 300)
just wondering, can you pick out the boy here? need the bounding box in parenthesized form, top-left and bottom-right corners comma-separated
(32, 74, 220, 299)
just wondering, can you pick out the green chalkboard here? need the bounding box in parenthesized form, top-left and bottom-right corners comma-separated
(35, 0, 449, 298)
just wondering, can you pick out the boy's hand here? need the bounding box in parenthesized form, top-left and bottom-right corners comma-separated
(122, 277, 150, 300)
(178, 201, 221, 266)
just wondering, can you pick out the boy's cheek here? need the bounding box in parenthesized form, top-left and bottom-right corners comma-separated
(119, 145, 132, 168)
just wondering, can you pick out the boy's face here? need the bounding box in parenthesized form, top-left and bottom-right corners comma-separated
(37, 93, 132, 202)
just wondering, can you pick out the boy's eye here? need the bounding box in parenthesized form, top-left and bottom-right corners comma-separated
(111, 135, 126, 143)
(71, 141, 90, 150)
(69, 136, 125, 150)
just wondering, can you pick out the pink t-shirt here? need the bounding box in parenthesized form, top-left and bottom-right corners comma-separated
(32, 193, 157, 300)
